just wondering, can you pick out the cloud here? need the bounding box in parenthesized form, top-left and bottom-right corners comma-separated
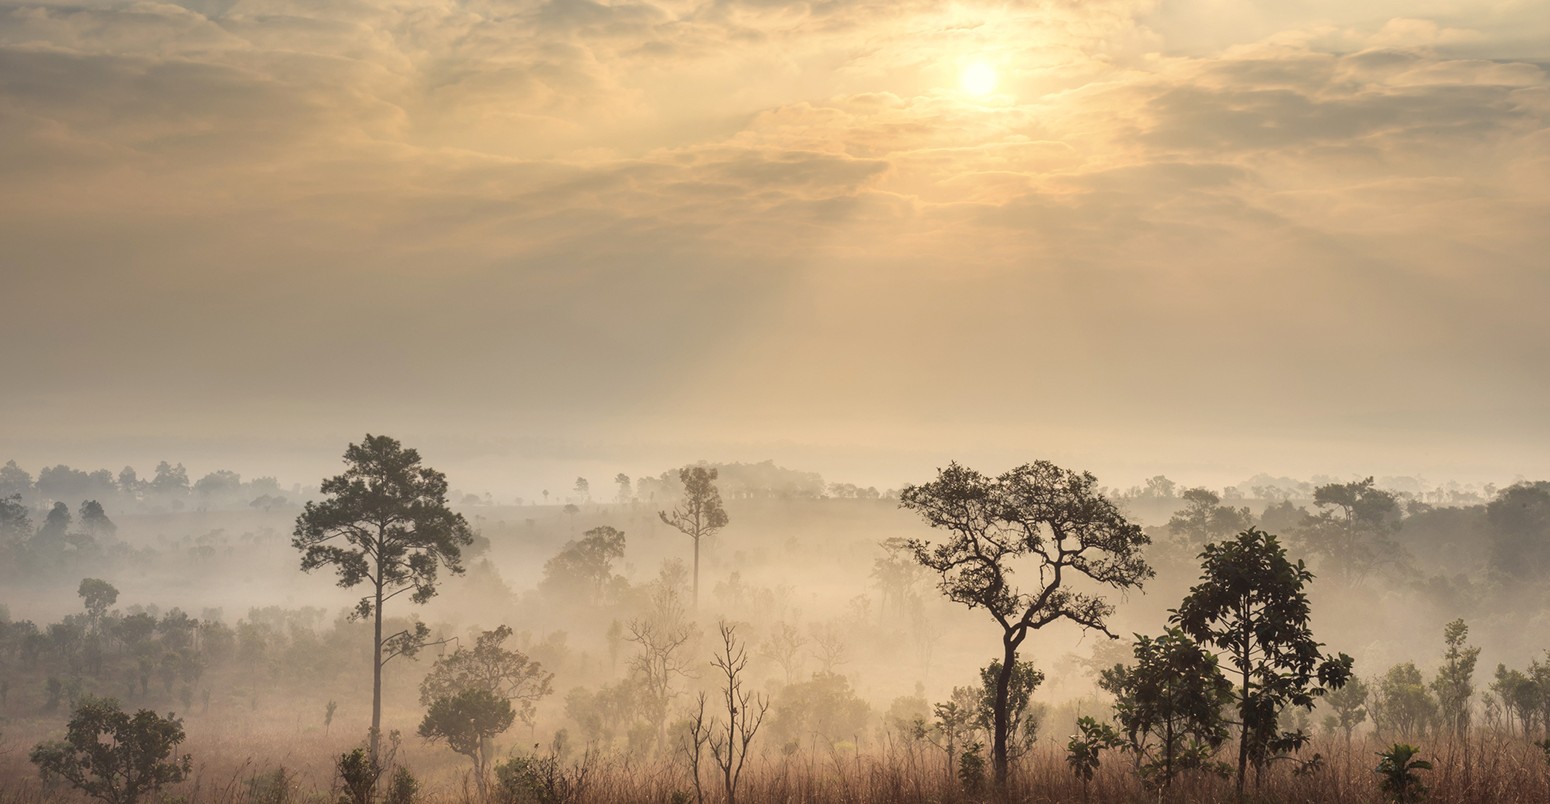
(1, 0, 1548, 481)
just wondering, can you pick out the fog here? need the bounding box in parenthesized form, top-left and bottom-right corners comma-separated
(3, 0, 1549, 800)
(2, 450, 1547, 800)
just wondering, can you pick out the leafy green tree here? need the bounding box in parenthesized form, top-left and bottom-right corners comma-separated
(1172, 528, 1352, 796)
(1099, 628, 1233, 789)
(293, 434, 474, 760)
(901, 461, 1151, 786)
(1430, 619, 1479, 739)
(418, 687, 514, 798)
(658, 466, 729, 608)
(29, 696, 191, 804)
(1375, 743, 1432, 803)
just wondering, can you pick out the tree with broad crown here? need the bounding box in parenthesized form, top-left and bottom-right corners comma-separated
(658, 466, 729, 608)
(78, 578, 118, 636)
(418, 687, 515, 798)
(900, 461, 1152, 787)
(418, 625, 554, 728)
(1167, 488, 1253, 548)
(292, 434, 474, 762)
(1171, 527, 1353, 797)
(30, 696, 191, 804)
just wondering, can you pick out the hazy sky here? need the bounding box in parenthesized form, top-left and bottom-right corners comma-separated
(3, 0, 1548, 492)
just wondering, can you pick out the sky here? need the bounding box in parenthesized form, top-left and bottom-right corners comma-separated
(2, 0, 1548, 494)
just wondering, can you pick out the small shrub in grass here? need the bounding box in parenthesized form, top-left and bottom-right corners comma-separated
(245, 766, 292, 804)
(1376, 743, 1431, 803)
(335, 748, 377, 804)
(384, 766, 418, 804)
(495, 751, 589, 804)
(1065, 716, 1122, 799)
(957, 741, 986, 798)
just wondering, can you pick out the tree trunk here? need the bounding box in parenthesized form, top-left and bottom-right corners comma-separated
(692, 533, 701, 609)
(1236, 622, 1250, 800)
(371, 576, 384, 764)
(992, 637, 1016, 787)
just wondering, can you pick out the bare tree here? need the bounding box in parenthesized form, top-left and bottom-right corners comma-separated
(759, 622, 806, 686)
(628, 565, 698, 747)
(808, 621, 849, 675)
(707, 623, 768, 804)
(658, 466, 729, 608)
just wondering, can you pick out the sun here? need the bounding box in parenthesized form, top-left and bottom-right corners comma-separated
(960, 61, 998, 96)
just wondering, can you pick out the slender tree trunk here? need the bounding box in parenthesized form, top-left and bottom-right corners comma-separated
(692, 532, 701, 608)
(372, 576, 384, 764)
(992, 636, 1016, 788)
(1236, 607, 1251, 800)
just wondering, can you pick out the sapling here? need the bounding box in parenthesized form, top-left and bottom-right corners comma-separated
(1376, 743, 1432, 803)
(1066, 716, 1123, 802)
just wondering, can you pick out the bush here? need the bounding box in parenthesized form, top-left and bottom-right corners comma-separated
(494, 752, 588, 804)
(30, 696, 191, 804)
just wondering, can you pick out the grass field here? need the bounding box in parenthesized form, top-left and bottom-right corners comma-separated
(4, 717, 1548, 804)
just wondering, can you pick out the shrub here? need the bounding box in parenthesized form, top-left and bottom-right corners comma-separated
(29, 696, 191, 804)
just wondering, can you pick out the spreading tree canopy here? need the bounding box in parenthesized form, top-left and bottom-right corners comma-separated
(901, 461, 1151, 786)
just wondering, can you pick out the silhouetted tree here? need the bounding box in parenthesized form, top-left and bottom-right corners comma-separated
(0, 460, 32, 499)
(1298, 477, 1404, 583)
(78, 501, 115, 537)
(901, 461, 1152, 786)
(1172, 528, 1352, 795)
(419, 625, 553, 728)
(1323, 674, 1369, 746)
(1485, 482, 1550, 583)
(658, 466, 729, 608)
(699, 622, 768, 804)
(614, 473, 632, 504)
(1100, 628, 1233, 789)
(1374, 663, 1436, 738)
(418, 688, 514, 798)
(1431, 619, 1479, 739)
(29, 696, 191, 804)
(627, 563, 697, 747)
(972, 658, 1045, 762)
(78, 578, 118, 636)
(149, 462, 189, 498)
(292, 434, 474, 761)
(540, 526, 627, 605)
(1168, 488, 1253, 548)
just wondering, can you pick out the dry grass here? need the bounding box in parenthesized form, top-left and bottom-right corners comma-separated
(2, 724, 1547, 803)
